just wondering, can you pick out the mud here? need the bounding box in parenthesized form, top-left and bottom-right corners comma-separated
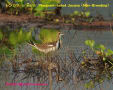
(0, 13, 113, 30)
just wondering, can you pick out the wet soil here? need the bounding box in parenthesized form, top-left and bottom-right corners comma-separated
(0, 13, 113, 30)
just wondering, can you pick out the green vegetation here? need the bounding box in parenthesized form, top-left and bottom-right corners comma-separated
(9, 29, 32, 46)
(0, 28, 33, 64)
(83, 40, 113, 88)
(34, 0, 61, 17)
(39, 28, 59, 43)
(0, 30, 112, 89)
(2, 0, 61, 16)
(0, 28, 60, 58)
(70, 10, 93, 23)
(72, 11, 91, 17)
(34, 6, 46, 17)
(85, 40, 113, 64)
(0, 46, 13, 56)
(84, 11, 90, 17)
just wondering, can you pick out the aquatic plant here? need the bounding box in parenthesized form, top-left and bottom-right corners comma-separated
(2, 38, 112, 89)
(25, 3, 36, 14)
(14, 0, 36, 14)
(34, 6, 46, 17)
(81, 40, 113, 88)
(34, 0, 61, 17)
(5, 0, 36, 15)
(0, 28, 33, 61)
(85, 40, 113, 63)
(72, 10, 90, 18)
(9, 29, 32, 46)
(84, 11, 90, 17)
(73, 11, 79, 16)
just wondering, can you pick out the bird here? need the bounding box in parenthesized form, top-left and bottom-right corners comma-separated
(28, 32, 64, 53)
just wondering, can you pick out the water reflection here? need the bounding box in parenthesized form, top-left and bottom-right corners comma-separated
(0, 27, 113, 90)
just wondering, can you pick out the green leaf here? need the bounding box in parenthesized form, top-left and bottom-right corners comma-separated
(94, 44, 101, 50)
(9, 32, 18, 45)
(85, 40, 95, 48)
(39, 29, 59, 43)
(25, 31, 32, 41)
(34, 12, 45, 17)
(85, 11, 90, 17)
(73, 11, 79, 15)
(17, 29, 23, 43)
(105, 49, 113, 56)
(34, 6, 46, 17)
(94, 44, 106, 53)
(99, 44, 106, 51)
(34, 6, 45, 12)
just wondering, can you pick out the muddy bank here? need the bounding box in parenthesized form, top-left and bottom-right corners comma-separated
(0, 13, 113, 30)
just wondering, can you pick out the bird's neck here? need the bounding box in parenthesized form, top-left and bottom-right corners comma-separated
(56, 36, 61, 49)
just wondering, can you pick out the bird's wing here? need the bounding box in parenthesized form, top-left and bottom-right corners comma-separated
(47, 44, 54, 47)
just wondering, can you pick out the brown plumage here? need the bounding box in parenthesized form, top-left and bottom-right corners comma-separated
(29, 32, 64, 53)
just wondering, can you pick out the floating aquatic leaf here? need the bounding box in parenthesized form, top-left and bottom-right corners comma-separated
(85, 40, 95, 48)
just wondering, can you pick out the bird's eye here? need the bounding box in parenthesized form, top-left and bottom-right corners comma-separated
(58, 32, 61, 35)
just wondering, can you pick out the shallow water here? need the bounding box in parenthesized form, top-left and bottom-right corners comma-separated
(0, 28, 113, 90)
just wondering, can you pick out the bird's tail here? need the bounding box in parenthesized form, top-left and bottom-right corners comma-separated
(28, 40, 35, 46)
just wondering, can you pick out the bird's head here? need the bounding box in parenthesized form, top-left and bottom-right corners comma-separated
(58, 32, 64, 39)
